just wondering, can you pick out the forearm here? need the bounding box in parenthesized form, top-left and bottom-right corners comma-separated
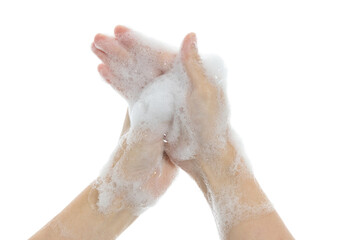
(223, 173, 293, 240)
(30, 125, 170, 240)
(195, 141, 294, 240)
(30, 112, 139, 240)
(29, 185, 137, 240)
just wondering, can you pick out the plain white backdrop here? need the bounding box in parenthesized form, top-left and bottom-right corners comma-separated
(0, 0, 355, 239)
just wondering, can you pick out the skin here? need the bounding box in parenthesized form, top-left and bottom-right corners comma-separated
(30, 111, 177, 240)
(31, 26, 294, 240)
(30, 27, 177, 240)
(175, 33, 294, 240)
(92, 25, 175, 102)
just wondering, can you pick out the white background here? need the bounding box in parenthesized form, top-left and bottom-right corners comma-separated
(0, 0, 355, 239)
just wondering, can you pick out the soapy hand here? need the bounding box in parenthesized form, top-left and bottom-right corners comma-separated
(165, 33, 231, 171)
(91, 27, 178, 214)
(93, 26, 273, 237)
(92, 26, 233, 204)
(29, 25, 292, 240)
(92, 26, 175, 103)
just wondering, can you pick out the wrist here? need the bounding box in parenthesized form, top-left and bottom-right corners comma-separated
(195, 141, 248, 194)
(192, 140, 274, 237)
(30, 185, 138, 240)
(92, 134, 167, 215)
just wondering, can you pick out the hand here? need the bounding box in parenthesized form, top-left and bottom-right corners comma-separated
(91, 26, 177, 214)
(29, 27, 179, 240)
(166, 34, 276, 238)
(92, 26, 175, 103)
(30, 26, 292, 240)
(93, 27, 278, 238)
(92, 27, 241, 217)
(162, 33, 235, 193)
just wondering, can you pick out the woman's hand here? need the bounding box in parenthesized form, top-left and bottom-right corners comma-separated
(91, 26, 178, 214)
(92, 26, 291, 239)
(165, 33, 293, 240)
(164, 33, 234, 192)
(92, 111, 177, 214)
(92, 25, 175, 102)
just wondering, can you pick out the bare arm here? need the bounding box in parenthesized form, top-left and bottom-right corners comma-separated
(170, 33, 294, 240)
(29, 184, 137, 240)
(201, 143, 294, 240)
(30, 111, 176, 240)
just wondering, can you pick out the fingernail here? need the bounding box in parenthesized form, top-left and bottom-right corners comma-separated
(191, 33, 197, 49)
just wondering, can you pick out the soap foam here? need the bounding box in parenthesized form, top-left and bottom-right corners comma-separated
(95, 134, 165, 215)
(94, 29, 274, 233)
(108, 30, 176, 105)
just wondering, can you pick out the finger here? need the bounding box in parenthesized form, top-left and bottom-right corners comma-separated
(94, 33, 127, 57)
(114, 25, 130, 37)
(114, 26, 156, 54)
(98, 64, 115, 84)
(96, 64, 127, 97)
(91, 43, 108, 63)
(115, 26, 176, 72)
(180, 33, 206, 89)
(114, 26, 139, 50)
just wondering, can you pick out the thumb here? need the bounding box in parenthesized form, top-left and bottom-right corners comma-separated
(180, 33, 206, 89)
